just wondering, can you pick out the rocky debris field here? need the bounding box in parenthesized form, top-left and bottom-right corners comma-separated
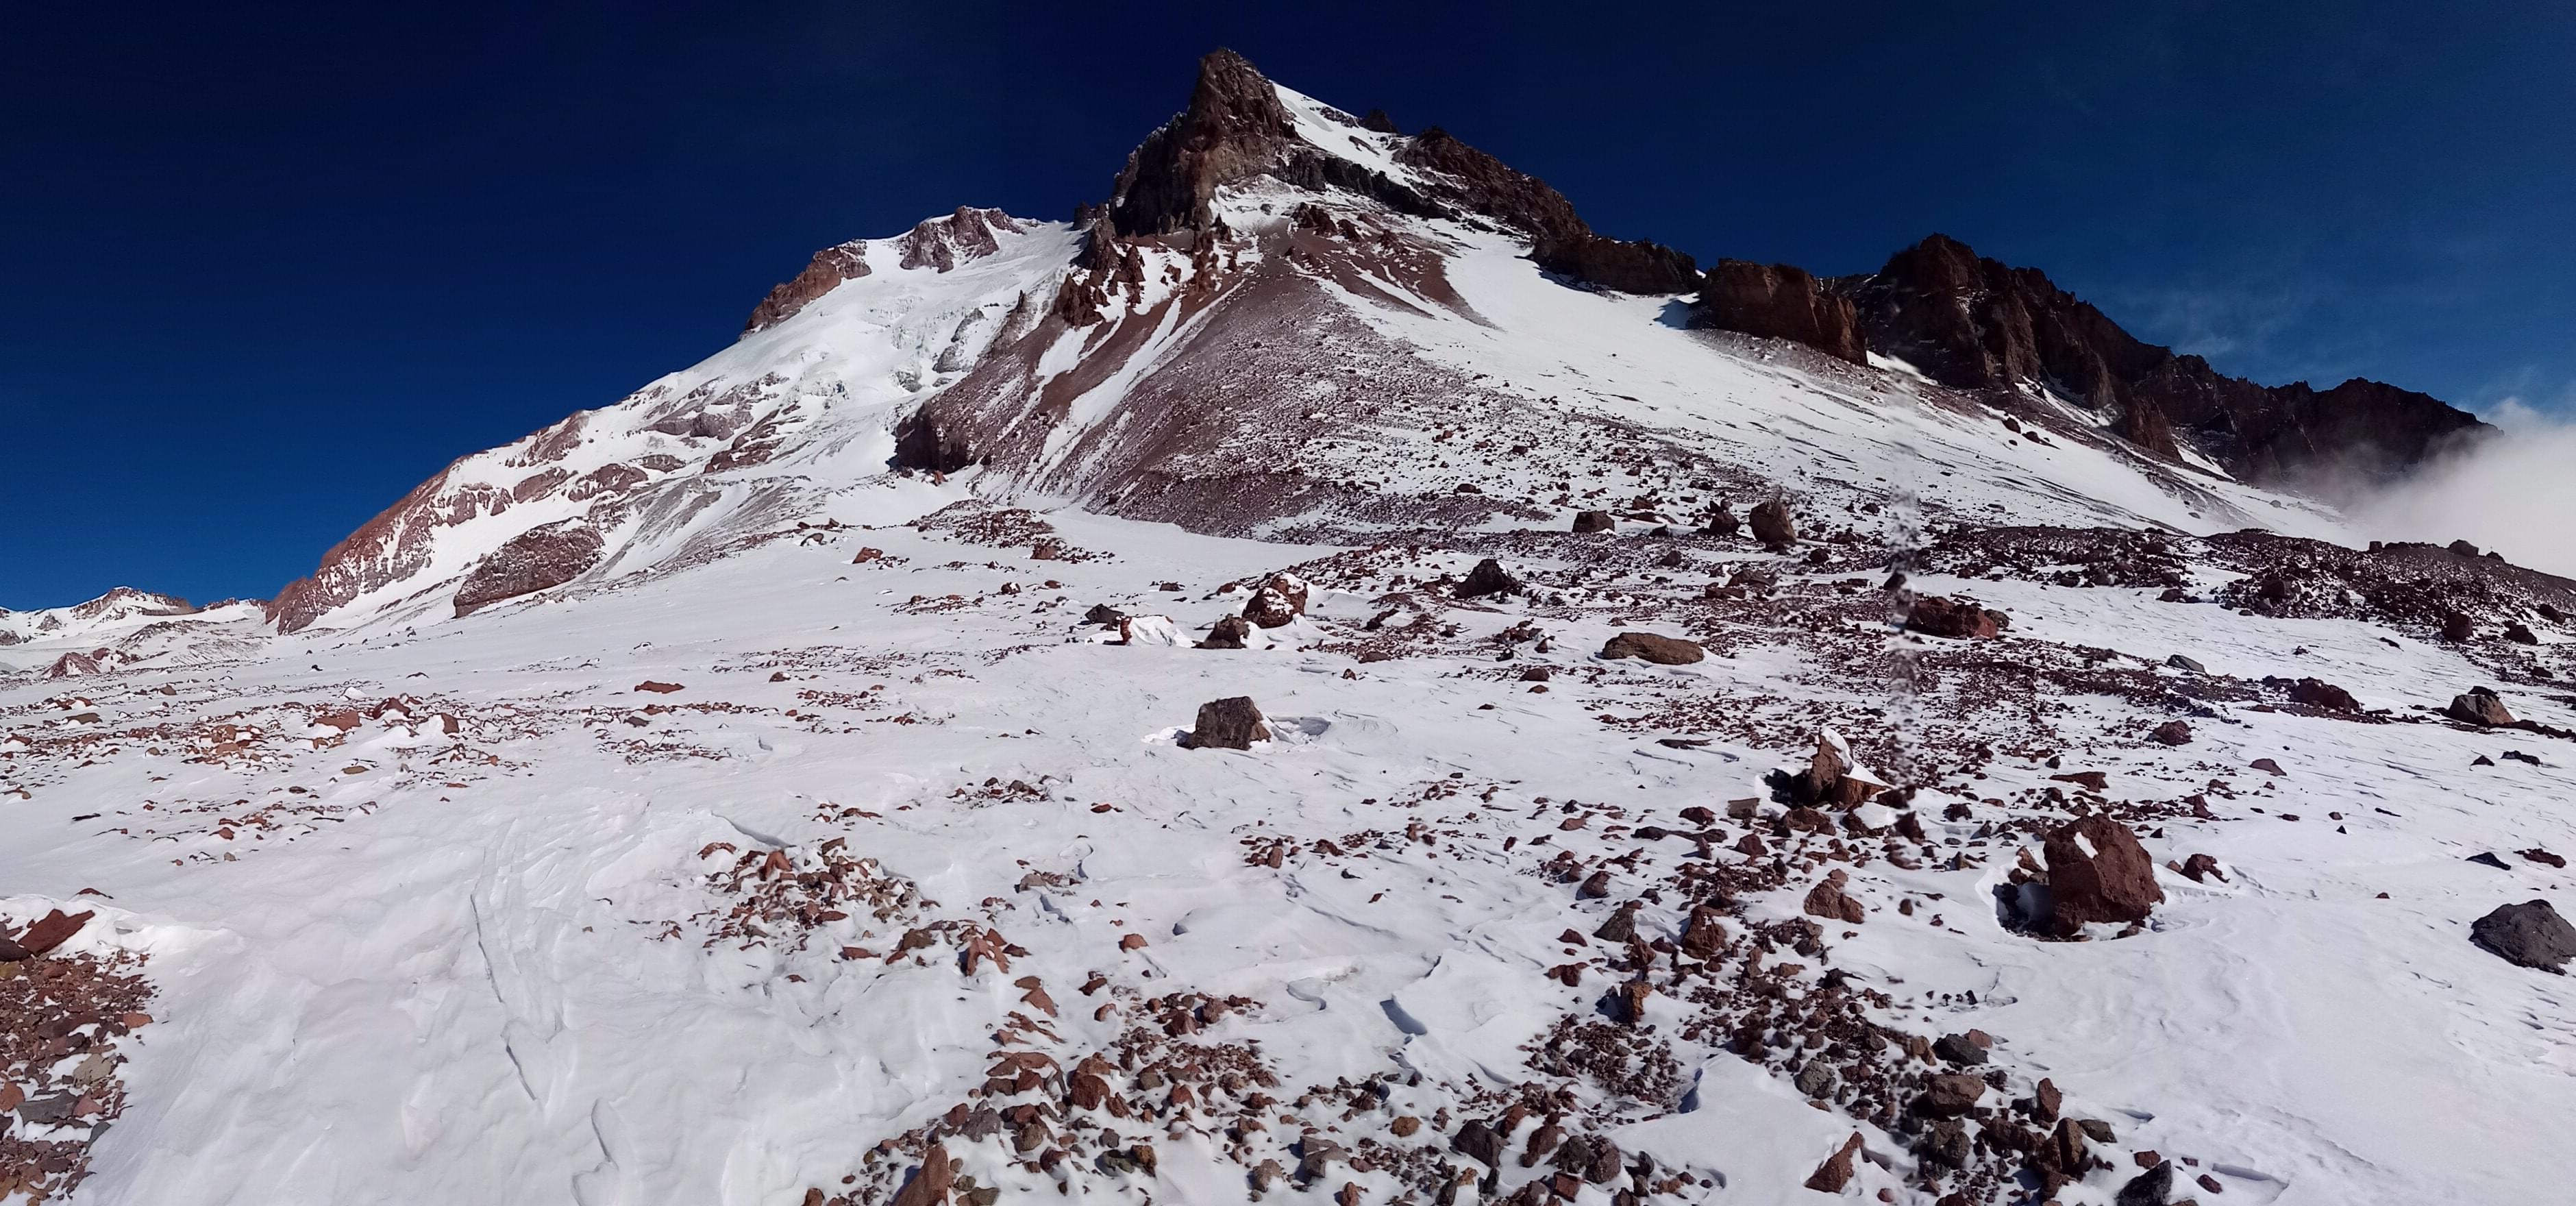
(5, 493, 2575, 1206)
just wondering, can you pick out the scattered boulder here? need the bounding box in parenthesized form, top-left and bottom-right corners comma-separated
(1748, 498, 1797, 548)
(1792, 728, 1889, 807)
(887, 1141, 954, 1206)
(1802, 870, 1866, 924)
(1906, 595, 2007, 639)
(2165, 654, 2207, 673)
(634, 681, 685, 694)
(2287, 678, 2359, 710)
(2470, 900, 2576, 972)
(1572, 510, 1615, 534)
(2506, 622, 2540, 645)
(2442, 611, 2477, 642)
(2447, 687, 2516, 727)
(2114, 1161, 2174, 1206)
(1915, 1073, 1987, 1118)
(2041, 814, 2163, 935)
(2179, 853, 2227, 883)
(1452, 1120, 1505, 1167)
(1082, 604, 1128, 627)
(1704, 502, 1742, 538)
(1241, 574, 1309, 628)
(2149, 719, 2192, 746)
(1455, 558, 1526, 599)
(1600, 632, 1705, 665)
(1802, 1133, 1866, 1193)
(1198, 615, 1252, 650)
(1932, 1031, 1991, 1066)
(1191, 697, 1271, 750)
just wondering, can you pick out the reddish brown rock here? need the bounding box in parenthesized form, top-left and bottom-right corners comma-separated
(2151, 719, 2193, 746)
(1571, 509, 1615, 533)
(1531, 232, 1700, 295)
(1696, 260, 1865, 365)
(1906, 595, 2005, 639)
(453, 520, 606, 618)
(745, 242, 873, 334)
(16, 909, 93, 957)
(1803, 870, 1866, 924)
(887, 1141, 954, 1206)
(1803, 1131, 1866, 1192)
(2042, 815, 2164, 935)
(1916, 1073, 1987, 1118)
(1600, 632, 1705, 665)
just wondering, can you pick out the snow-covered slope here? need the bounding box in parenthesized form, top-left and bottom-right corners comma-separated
(7, 47, 2573, 1206)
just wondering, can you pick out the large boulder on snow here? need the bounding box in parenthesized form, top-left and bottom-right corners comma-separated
(1454, 558, 1525, 599)
(1748, 498, 1797, 548)
(2470, 900, 2576, 972)
(2042, 814, 2163, 935)
(1600, 632, 1705, 665)
(454, 520, 606, 617)
(2447, 687, 2516, 727)
(1191, 696, 1271, 750)
(1906, 595, 2007, 639)
(1241, 573, 1309, 628)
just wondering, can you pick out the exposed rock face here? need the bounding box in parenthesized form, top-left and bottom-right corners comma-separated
(1529, 232, 1700, 295)
(1395, 125, 1696, 294)
(2042, 814, 2164, 935)
(1840, 234, 2485, 480)
(1191, 696, 1271, 749)
(745, 243, 871, 334)
(1599, 632, 1705, 664)
(2470, 899, 2576, 972)
(452, 521, 606, 617)
(1694, 260, 1864, 365)
(1110, 50, 1304, 236)
(897, 206, 1025, 272)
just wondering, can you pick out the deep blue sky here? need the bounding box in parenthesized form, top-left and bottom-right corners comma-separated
(5, 2, 2571, 610)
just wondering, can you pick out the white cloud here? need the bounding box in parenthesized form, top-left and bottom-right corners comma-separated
(2354, 384, 2576, 578)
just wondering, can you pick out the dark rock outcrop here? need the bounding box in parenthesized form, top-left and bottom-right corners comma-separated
(453, 521, 606, 618)
(1395, 126, 1694, 295)
(1694, 260, 1865, 365)
(1530, 232, 1700, 295)
(1839, 234, 2485, 481)
(1455, 558, 1526, 598)
(1109, 50, 1303, 236)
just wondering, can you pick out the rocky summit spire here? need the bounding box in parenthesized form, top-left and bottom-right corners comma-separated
(1109, 49, 1301, 236)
